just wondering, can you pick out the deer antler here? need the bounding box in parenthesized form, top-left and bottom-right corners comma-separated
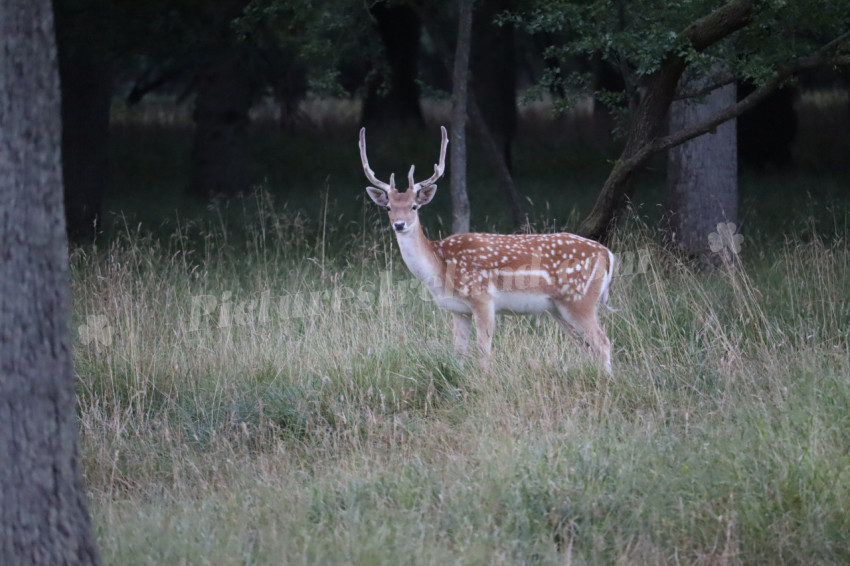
(407, 165, 416, 190)
(412, 126, 449, 192)
(359, 127, 393, 191)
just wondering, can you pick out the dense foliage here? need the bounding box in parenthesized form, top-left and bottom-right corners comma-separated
(503, 0, 850, 117)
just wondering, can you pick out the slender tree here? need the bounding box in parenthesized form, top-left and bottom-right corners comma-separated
(449, 0, 473, 234)
(420, 1, 526, 230)
(0, 0, 100, 563)
(470, 0, 526, 228)
(471, 0, 517, 170)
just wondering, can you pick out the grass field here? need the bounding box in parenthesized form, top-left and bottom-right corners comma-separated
(74, 95, 850, 564)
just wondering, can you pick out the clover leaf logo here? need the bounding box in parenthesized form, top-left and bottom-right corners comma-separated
(78, 314, 112, 351)
(708, 222, 743, 255)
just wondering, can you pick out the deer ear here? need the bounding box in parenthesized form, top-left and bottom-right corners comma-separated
(366, 186, 389, 207)
(415, 184, 437, 206)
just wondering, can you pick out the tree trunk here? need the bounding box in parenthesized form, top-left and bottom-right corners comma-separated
(190, 0, 254, 199)
(362, 2, 424, 128)
(55, 0, 112, 242)
(450, 0, 473, 234)
(668, 64, 738, 265)
(0, 0, 101, 563)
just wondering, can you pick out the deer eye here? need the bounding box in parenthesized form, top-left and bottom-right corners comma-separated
(411, 204, 419, 211)
(385, 205, 391, 211)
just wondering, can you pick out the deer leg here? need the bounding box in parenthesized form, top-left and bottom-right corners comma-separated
(554, 302, 612, 374)
(471, 301, 495, 368)
(452, 313, 472, 357)
(581, 316, 612, 375)
(553, 307, 592, 361)
(552, 310, 581, 341)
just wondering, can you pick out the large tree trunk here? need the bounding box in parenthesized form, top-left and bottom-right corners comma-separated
(190, 0, 254, 199)
(55, 0, 112, 242)
(362, 2, 424, 128)
(668, 65, 738, 265)
(450, 0, 473, 234)
(0, 0, 101, 563)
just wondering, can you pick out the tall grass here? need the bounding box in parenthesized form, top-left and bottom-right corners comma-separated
(73, 187, 850, 564)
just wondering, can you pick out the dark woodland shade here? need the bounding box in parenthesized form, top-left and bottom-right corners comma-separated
(362, 1, 424, 127)
(190, 0, 256, 199)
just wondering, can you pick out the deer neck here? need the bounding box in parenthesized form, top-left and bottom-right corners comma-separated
(394, 222, 442, 283)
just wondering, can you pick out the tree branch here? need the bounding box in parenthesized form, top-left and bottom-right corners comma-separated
(682, 0, 757, 50)
(653, 53, 850, 156)
(678, 26, 850, 102)
(126, 62, 190, 106)
(674, 69, 738, 101)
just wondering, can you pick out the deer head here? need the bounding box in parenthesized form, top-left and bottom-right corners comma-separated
(360, 126, 448, 234)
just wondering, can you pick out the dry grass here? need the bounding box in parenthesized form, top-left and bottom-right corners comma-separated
(72, 189, 850, 564)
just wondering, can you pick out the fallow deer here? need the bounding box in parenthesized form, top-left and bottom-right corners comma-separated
(360, 126, 614, 373)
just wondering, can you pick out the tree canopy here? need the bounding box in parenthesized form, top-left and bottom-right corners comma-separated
(500, 0, 850, 239)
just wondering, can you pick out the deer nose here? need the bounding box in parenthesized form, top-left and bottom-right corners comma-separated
(393, 221, 406, 232)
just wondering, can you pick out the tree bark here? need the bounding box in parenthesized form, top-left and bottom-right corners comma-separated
(450, 0, 473, 234)
(0, 0, 101, 563)
(668, 64, 738, 265)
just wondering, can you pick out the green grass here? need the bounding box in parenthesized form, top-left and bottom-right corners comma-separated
(75, 95, 850, 564)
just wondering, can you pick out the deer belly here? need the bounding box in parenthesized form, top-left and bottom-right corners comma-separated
(493, 291, 553, 314)
(421, 283, 472, 313)
(431, 294, 473, 314)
